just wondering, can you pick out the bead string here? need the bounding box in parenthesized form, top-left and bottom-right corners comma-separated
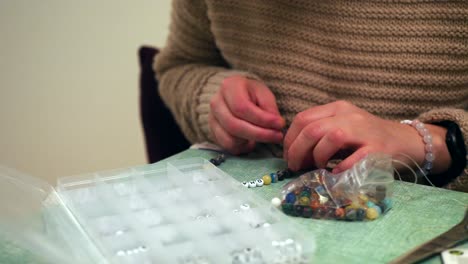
(401, 119, 435, 176)
(241, 169, 293, 188)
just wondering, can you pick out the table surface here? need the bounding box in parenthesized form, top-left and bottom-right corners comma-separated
(1, 148, 467, 264)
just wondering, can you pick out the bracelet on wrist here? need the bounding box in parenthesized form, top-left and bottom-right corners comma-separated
(401, 119, 434, 176)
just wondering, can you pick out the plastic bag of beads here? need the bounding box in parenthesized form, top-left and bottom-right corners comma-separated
(277, 153, 394, 221)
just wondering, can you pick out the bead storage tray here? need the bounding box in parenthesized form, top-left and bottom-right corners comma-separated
(55, 158, 315, 263)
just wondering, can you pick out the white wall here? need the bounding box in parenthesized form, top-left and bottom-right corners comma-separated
(0, 0, 172, 184)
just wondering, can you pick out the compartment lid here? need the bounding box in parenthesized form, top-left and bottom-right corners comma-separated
(0, 165, 104, 263)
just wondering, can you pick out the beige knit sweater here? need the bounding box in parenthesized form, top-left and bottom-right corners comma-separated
(155, 0, 468, 192)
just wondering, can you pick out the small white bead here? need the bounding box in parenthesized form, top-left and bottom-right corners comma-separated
(242, 181, 249, 188)
(256, 179, 264, 187)
(425, 143, 433, 152)
(248, 181, 256, 188)
(419, 128, 428, 136)
(415, 122, 424, 130)
(271, 197, 282, 208)
(423, 134, 432, 143)
(240, 203, 250, 210)
(139, 246, 147, 252)
(425, 152, 435, 162)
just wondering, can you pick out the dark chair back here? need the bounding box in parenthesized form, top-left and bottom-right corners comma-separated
(139, 46, 190, 163)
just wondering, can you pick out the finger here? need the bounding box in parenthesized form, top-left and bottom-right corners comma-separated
(283, 103, 339, 155)
(210, 113, 254, 155)
(212, 96, 283, 143)
(332, 147, 371, 174)
(312, 128, 346, 168)
(223, 84, 284, 130)
(248, 81, 281, 115)
(286, 121, 329, 171)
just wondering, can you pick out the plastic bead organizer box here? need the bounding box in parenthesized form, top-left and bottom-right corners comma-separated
(0, 158, 315, 264)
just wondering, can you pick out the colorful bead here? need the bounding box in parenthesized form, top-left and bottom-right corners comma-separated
(335, 208, 345, 219)
(325, 207, 336, 219)
(358, 194, 369, 204)
(310, 200, 320, 210)
(345, 208, 357, 220)
(209, 158, 220, 166)
(269, 173, 277, 183)
(377, 203, 387, 214)
(315, 207, 326, 217)
(294, 189, 301, 195)
(382, 198, 393, 212)
(298, 196, 310, 206)
(278, 174, 284, 181)
(300, 190, 311, 198)
(277, 170, 285, 181)
(294, 205, 304, 216)
(281, 203, 294, 215)
(262, 175, 272, 185)
(356, 208, 366, 221)
(366, 207, 379, 220)
(347, 203, 360, 209)
(248, 181, 256, 188)
(302, 207, 313, 218)
(256, 179, 264, 187)
(285, 192, 297, 204)
(271, 197, 282, 208)
(311, 192, 320, 201)
(366, 201, 376, 208)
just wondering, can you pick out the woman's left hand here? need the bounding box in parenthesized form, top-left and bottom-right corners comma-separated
(283, 100, 448, 173)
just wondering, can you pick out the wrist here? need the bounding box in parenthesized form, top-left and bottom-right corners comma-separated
(424, 124, 450, 174)
(397, 121, 449, 175)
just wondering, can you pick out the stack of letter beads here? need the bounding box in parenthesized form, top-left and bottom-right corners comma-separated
(242, 169, 293, 188)
(278, 172, 392, 221)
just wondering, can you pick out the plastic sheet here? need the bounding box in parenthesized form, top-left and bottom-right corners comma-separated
(279, 154, 394, 221)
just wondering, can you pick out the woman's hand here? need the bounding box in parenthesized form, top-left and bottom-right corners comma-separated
(209, 76, 285, 154)
(283, 100, 450, 174)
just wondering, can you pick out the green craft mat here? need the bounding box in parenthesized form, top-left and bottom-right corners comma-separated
(1, 149, 467, 264)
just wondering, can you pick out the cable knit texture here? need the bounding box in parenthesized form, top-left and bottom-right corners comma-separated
(155, 0, 468, 192)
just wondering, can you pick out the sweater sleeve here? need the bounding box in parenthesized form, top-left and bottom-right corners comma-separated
(418, 108, 468, 192)
(154, 0, 259, 144)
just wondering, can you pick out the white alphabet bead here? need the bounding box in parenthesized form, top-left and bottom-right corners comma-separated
(256, 179, 264, 187)
(248, 181, 256, 188)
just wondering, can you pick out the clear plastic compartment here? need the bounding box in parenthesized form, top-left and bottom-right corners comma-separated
(1, 158, 315, 263)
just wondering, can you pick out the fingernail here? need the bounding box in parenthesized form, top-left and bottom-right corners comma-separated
(280, 117, 286, 127)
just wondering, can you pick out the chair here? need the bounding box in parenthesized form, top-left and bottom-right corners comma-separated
(138, 46, 190, 163)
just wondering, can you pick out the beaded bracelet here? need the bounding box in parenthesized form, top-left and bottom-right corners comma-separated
(401, 119, 435, 175)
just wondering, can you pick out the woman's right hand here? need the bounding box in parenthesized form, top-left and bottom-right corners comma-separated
(209, 76, 285, 154)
